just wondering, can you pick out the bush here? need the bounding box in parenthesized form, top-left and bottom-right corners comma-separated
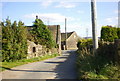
(77, 39, 93, 51)
(101, 26, 118, 42)
(30, 18, 56, 49)
(76, 39, 120, 79)
(1, 19, 27, 62)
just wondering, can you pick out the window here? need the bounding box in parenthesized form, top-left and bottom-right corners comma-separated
(33, 47, 36, 53)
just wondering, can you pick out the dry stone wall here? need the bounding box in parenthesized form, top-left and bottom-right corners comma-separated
(27, 40, 58, 59)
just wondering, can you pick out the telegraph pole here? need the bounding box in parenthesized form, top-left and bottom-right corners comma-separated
(118, 1, 120, 28)
(65, 18, 67, 50)
(86, 28, 88, 38)
(91, 0, 98, 52)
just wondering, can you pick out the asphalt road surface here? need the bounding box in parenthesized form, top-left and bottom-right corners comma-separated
(1, 50, 77, 79)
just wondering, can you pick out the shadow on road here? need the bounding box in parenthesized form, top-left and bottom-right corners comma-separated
(54, 50, 77, 79)
(3, 69, 54, 73)
(1, 67, 11, 70)
(1, 66, 54, 73)
(45, 62, 64, 64)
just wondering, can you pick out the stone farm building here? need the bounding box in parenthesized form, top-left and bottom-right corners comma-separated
(47, 25, 61, 53)
(61, 31, 80, 50)
(27, 24, 61, 58)
(27, 25, 61, 50)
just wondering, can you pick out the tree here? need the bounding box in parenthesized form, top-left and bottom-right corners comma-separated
(2, 19, 14, 61)
(101, 26, 118, 42)
(1, 19, 27, 62)
(30, 18, 55, 48)
(17, 21, 27, 59)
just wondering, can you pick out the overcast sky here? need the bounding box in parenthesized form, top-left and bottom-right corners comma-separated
(1, 0, 118, 37)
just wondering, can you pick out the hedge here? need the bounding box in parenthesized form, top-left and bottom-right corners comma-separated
(101, 26, 119, 42)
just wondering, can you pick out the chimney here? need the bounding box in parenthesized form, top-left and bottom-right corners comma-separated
(36, 15, 38, 19)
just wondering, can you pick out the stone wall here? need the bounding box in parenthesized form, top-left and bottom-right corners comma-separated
(114, 39, 120, 65)
(27, 40, 59, 59)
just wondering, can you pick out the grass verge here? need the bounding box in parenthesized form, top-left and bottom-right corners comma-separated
(0, 53, 59, 72)
(76, 49, 120, 79)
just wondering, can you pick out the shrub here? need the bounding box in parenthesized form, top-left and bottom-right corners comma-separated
(76, 39, 120, 79)
(30, 18, 56, 49)
(1, 19, 27, 62)
(77, 39, 93, 52)
(101, 26, 118, 42)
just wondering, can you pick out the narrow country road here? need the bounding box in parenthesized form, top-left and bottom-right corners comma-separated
(1, 50, 77, 79)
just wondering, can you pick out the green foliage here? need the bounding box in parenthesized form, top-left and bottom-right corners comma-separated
(117, 28, 120, 39)
(101, 26, 118, 42)
(30, 18, 56, 48)
(27, 30, 35, 41)
(76, 39, 120, 79)
(1, 19, 27, 62)
(77, 39, 93, 52)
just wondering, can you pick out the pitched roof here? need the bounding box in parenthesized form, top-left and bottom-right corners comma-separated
(61, 31, 75, 41)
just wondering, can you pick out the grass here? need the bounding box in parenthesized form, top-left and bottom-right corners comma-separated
(76, 49, 120, 79)
(76, 40, 120, 79)
(0, 53, 59, 72)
